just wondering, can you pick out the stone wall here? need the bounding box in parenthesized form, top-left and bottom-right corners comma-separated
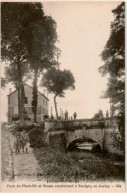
(44, 118, 122, 154)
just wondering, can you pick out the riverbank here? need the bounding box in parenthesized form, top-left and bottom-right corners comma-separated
(33, 146, 125, 182)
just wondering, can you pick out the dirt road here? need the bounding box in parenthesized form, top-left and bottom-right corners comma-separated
(1, 127, 42, 182)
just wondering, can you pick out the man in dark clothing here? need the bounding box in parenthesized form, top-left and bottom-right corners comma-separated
(73, 112, 77, 120)
(65, 110, 68, 120)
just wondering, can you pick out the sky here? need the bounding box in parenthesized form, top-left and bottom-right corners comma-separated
(1, 1, 121, 121)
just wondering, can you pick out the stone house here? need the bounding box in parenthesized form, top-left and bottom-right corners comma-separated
(7, 84, 49, 122)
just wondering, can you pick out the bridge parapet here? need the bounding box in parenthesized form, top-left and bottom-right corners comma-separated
(44, 117, 118, 132)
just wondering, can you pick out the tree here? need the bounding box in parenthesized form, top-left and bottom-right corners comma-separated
(93, 109, 104, 119)
(1, 2, 31, 125)
(1, 77, 7, 89)
(41, 68, 75, 119)
(1, 2, 59, 123)
(19, 3, 60, 122)
(99, 2, 125, 151)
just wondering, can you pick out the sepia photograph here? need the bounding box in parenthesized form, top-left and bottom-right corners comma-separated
(1, 0, 125, 192)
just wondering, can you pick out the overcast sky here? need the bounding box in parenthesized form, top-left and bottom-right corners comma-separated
(1, 1, 121, 121)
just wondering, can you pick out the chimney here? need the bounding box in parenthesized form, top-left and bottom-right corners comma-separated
(9, 88, 12, 94)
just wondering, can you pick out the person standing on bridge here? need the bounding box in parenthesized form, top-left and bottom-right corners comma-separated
(65, 110, 68, 120)
(106, 110, 109, 118)
(73, 112, 77, 120)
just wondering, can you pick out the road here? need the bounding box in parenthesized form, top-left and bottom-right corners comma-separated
(1, 127, 42, 182)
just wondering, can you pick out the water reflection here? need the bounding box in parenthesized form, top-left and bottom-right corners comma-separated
(76, 142, 98, 150)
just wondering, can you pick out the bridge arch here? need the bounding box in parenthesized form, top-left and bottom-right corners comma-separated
(66, 136, 102, 152)
(65, 128, 104, 150)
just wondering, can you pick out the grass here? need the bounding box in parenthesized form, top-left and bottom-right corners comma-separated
(33, 147, 91, 182)
(33, 146, 125, 182)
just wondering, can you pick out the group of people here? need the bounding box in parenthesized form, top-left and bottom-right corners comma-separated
(13, 130, 30, 155)
(50, 111, 77, 121)
(64, 111, 77, 121)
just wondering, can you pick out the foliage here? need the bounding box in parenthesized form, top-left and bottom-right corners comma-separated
(99, 2, 125, 151)
(92, 109, 104, 119)
(19, 3, 60, 69)
(4, 63, 31, 89)
(11, 124, 46, 148)
(1, 2, 32, 125)
(42, 68, 75, 97)
(1, 2, 60, 123)
(11, 124, 35, 135)
(28, 126, 46, 148)
(99, 2, 125, 116)
(1, 3, 31, 78)
(113, 115, 125, 154)
(1, 77, 7, 89)
(33, 146, 125, 182)
(18, 2, 60, 122)
(41, 67, 75, 118)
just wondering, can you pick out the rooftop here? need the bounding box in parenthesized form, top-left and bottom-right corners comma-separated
(7, 83, 49, 101)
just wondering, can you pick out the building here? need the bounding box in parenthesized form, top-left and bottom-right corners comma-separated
(7, 84, 49, 122)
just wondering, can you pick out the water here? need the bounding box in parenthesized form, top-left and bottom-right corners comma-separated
(76, 142, 98, 150)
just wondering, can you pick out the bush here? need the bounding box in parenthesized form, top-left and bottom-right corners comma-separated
(28, 126, 46, 148)
(11, 125, 23, 136)
(12, 124, 35, 134)
(11, 124, 46, 148)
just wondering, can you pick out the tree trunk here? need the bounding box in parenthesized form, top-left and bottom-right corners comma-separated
(54, 95, 58, 119)
(17, 88, 20, 120)
(32, 69, 38, 123)
(17, 59, 25, 126)
(19, 82, 25, 125)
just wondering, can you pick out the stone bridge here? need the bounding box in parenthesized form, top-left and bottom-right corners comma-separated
(65, 128, 104, 150)
(44, 118, 121, 153)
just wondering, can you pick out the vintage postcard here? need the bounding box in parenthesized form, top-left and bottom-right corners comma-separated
(1, 0, 126, 193)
